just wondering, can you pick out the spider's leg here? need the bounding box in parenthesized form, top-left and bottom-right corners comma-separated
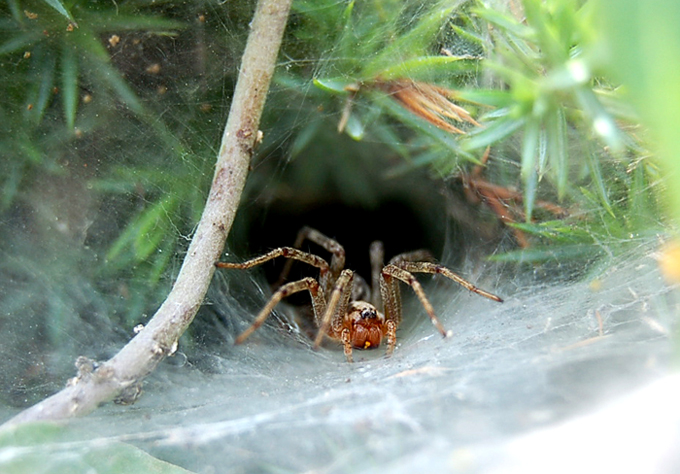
(379, 267, 403, 356)
(369, 241, 384, 309)
(276, 229, 310, 287)
(235, 277, 325, 344)
(397, 261, 503, 303)
(276, 227, 346, 295)
(217, 247, 330, 274)
(314, 269, 354, 353)
(381, 251, 437, 321)
(385, 320, 397, 356)
(388, 249, 435, 265)
(381, 264, 448, 338)
(217, 246, 332, 291)
(340, 328, 353, 363)
(380, 267, 401, 327)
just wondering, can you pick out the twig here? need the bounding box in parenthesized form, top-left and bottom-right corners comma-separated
(2, 0, 293, 428)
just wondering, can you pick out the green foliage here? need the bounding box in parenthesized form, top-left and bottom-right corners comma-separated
(0, 0, 664, 353)
(287, 0, 483, 177)
(597, 0, 680, 225)
(466, 0, 629, 220)
(300, 0, 659, 263)
(470, 0, 664, 262)
(0, 0, 253, 343)
(491, 158, 661, 263)
(0, 422, 195, 473)
(0, 0, 186, 214)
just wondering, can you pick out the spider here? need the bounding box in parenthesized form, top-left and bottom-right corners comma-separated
(216, 227, 503, 362)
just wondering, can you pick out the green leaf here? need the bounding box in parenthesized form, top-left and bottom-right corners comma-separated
(377, 55, 479, 81)
(574, 86, 624, 153)
(362, 1, 458, 78)
(106, 195, 178, 263)
(313, 77, 354, 94)
(0, 422, 196, 474)
(132, 196, 178, 261)
(106, 216, 140, 261)
(83, 15, 185, 32)
(584, 151, 614, 217)
(60, 42, 78, 130)
(42, 0, 77, 24)
(6, 0, 22, 23)
(488, 243, 602, 263)
(457, 89, 514, 108)
(0, 31, 43, 55)
(341, 0, 355, 25)
(523, 0, 566, 64)
(511, 221, 592, 243)
(448, 22, 485, 50)
(628, 159, 654, 228)
(68, 24, 113, 61)
(90, 60, 145, 116)
(344, 113, 365, 140)
(26, 45, 57, 123)
(70, 25, 185, 156)
(1, 162, 23, 210)
(521, 118, 539, 180)
(385, 149, 442, 177)
(147, 237, 176, 284)
(289, 120, 323, 158)
(520, 117, 540, 221)
(472, 6, 533, 39)
(547, 107, 568, 199)
(462, 116, 525, 151)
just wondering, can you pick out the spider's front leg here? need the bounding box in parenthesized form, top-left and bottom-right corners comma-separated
(380, 260, 503, 348)
(216, 247, 331, 344)
(395, 261, 503, 303)
(277, 227, 347, 295)
(380, 264, 449, 345)
(234, 277, 326, 344)
(314, 269, 355, 361)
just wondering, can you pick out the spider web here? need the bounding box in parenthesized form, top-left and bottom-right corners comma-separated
(0, 1, 679, 473)
(4, 238, 675, 473)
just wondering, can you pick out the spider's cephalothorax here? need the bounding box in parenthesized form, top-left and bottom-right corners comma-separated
(344, 301, 385, 350)
(216, 227, 502, 362)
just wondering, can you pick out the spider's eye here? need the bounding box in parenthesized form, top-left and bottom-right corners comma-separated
(360, 308, 376, 319)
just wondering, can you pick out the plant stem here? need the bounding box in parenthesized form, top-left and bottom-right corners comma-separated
(3, 0, 292, 427)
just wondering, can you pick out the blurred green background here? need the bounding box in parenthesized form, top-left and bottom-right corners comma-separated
(598, 0, 680, 221)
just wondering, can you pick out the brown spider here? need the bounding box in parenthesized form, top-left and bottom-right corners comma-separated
(216, 227, 503, 362)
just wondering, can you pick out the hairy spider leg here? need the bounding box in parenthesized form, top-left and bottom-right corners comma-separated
(377, 248, 436, 337)
(217, 246, 331, 290)
(233, 277, 326, 344)
(369, 241, 385, 310)
(314, 269, 355, 361)
(380, 264, 447, 340)
(389, 249, 436, 265)
(396, 261, 503, 303)
(216, 247, 333, 342)
(277, 226, 346, 296)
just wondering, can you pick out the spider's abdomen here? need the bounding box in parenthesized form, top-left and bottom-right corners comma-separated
(345, 301, 385, 350)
